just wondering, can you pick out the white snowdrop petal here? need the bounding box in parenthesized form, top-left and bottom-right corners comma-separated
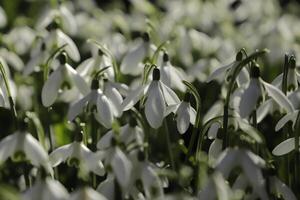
(120, 41, 146, 75)
(145, 82, 165, 128)
(257, 99, 273, 123)
(49, 144, 72, 167)
(67, 93, 91, 121)
(97, 177, 115, 200)
(160, 65, 172, 87)
(96, 130, 113, 150)
(271, 176, 297, 200)
(170, 67, 187, 92)
(272, 138, 295, 156)
(111, 148, 132, 189)
(45, 179, 70, 200)
(76, 58, 94, 77)
(176, 102, 190, 134)
(206, 62, 232, 82)
(236, 67, 250, 87)
(70, 187, 108, 200)
(96, 94, 113, 128)
(275, 111, 298, 131)
(208, 139, 223, 165)
(59, 5, 77, 35)
(160, 82, 180, 105)
(121, 85, 147, 111)
(262, 80, 294, 113)
(239, 79, 261, 118)
(189, 106, 196, 125)
(271, 73, 283, 88)
(165, 104, 179, 117)
(0, 7, 7, 27)
(65, 64, 90, 96)
(41, 67, 64, 107)
(208, 122, 220, 139)
(215, 149, 238, 178)
(57, 30, 80, 62)
(104, 84, 123, 117)
(86, 153, 105, 176)
(24, 133, 53, 175)
(0, 133, 17, 163)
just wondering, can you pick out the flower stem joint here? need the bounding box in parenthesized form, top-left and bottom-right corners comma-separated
(152, 68, 160, 80)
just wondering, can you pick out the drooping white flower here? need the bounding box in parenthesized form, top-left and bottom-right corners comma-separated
(0, 130, 53, 175)
(214, 148, 268, 200)
(269, 176, 297, 200)
(49, 133, 105, 176)
(120, 33, 150, 75)
(207, 50, 249, 86)
(22, 177, 69, 200)
(159, 52, 186, 92)
(67, 79, 119, 128)
(70, 187, 107, 200)
(41, 53, 89, 107)
(0, 6, 7, 28)
(272, 137, 300, 156)
(121, 68, 180, 128)
(165, 92, 196, 134)
(239, 65, 294, 118)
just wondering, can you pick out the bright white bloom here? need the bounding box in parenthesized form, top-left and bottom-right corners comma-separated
(272, 137, 300, 156)
(121, 68, 180, 128)
(0, 48, 24, 71)
(0, 131, 53, 175)
(0, 6, 7, 28)
(214, 148, 268, 200)
(270, 176, 297, 200)
(165, 92, 196, 134)
(49, 134, 105, 176)
(67, 79, 120, 128)
(97, 118, 144, 150)
(70, 187, 107, 200)
(159, 52, 186, 92)
(239, 66, 294, 118)
(207, 50, 249, 86)
(22, 178, 69, 200)
(41, 53, 89, 107)
(120, 33, 150, 75)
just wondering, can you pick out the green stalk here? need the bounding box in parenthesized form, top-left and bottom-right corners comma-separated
(223, 49, 269, 149)
(163, 119, 175, 170)
(0, 62, 17, 120)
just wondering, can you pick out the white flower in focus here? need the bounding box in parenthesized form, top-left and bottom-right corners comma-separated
(70, 187, 107, 200)
(49, 133, 105, 176)
(41, 53, 89, 107)
(67, 79, 119, 128)
(239, 65, 294, 118)
(120, 33, 150, 75)
(0, 130, 53, 175)
(121, 68, 180, 128)
(272, 137, 300, 156)
(165, 92, 196, 134)
(22, 177, 69, 200)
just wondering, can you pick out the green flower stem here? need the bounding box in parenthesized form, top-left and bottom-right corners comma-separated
(182, 81, 202, 163)
(223, 49, 269, 149)
(163, 119, 175, 170)
(282, 54, 291, 186)
(251, 109, 258, 153)
(0, 62, 17, 120)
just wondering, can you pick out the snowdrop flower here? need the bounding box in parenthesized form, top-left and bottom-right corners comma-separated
(0, 48, 24, 71)
(120, 33, 150, 75)
(67, 79, 120, 128)
(70, 187, 107, 200)
(239, 65, 294, 118)
(159, 52, 186, 92)
(76, 49, 115, 82)
(0, 128, 53, 175)
(41, 52, 89, 107)
(207, 50, 249, 86)
(49, 132, 105, 176)
(165, 92, 196, 134)
(208, 129, 223, 166)
(121, 68, 180, 128)
(214, 148, 268, 200)
(44, 20, 80, 62)
(97, 117, 144, 150)
(22, 177, 69, 200)
(0, 6, 7, 28)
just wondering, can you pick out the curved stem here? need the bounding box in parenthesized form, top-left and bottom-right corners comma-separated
(163, 119, 175, 170)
